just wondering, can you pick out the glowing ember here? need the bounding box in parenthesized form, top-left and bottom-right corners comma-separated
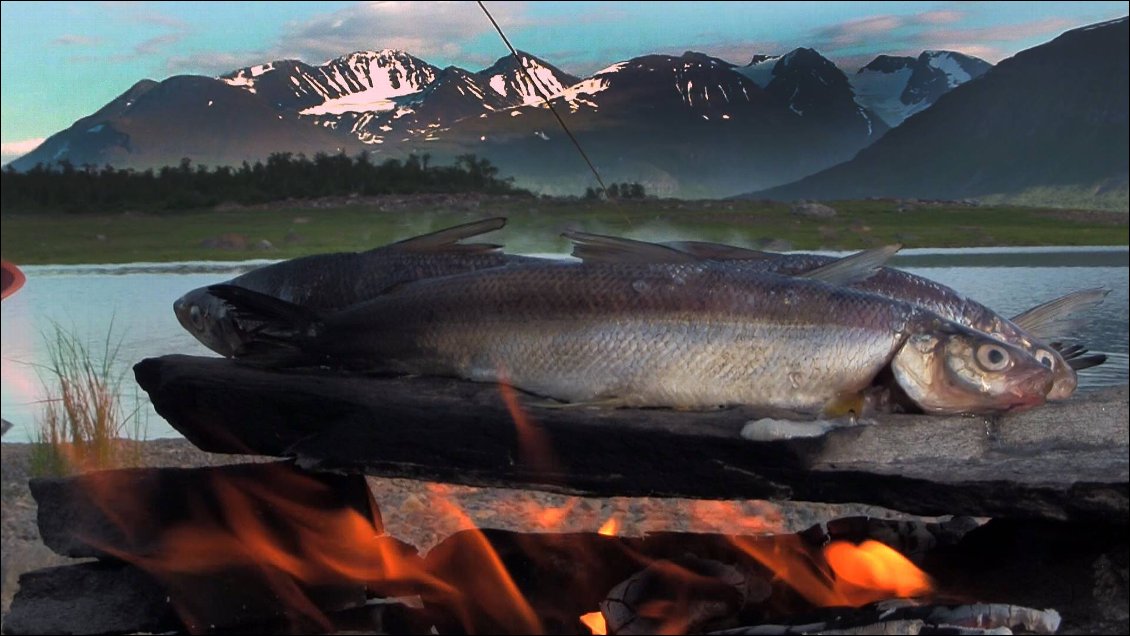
(728, 534, 933, 608)
(824, 539, 933, 603)
(580, 610, 607, 634)
(597, 516, 620, 536)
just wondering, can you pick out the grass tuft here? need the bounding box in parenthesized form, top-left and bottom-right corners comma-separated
(29, 319, 147, 477)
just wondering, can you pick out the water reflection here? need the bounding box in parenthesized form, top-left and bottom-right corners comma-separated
(2, 247, 1127, 442)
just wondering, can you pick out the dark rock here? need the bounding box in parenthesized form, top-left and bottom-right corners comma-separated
(790, 201, 837, 218)
(132, 355, 1129, 523)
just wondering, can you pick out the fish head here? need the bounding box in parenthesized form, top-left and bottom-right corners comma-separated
(173, 287, 245, 357)
(892, 320, 1054, 415)
(1028, 344, 1075, 401)
(980, 317, 1076, 402)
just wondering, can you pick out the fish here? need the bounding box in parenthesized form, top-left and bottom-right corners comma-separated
(174, 217, 544, 357)
(207, 259, 1054, 416)
(566, 232, 1108, 401)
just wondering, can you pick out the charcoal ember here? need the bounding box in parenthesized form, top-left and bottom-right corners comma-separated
(601, 556, 767, 635)
(3, 561, 179, 635)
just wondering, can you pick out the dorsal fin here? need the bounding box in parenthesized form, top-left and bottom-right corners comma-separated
(669, 239, 900, 286)
(563, 231, 700, 263)
(381, 217, 508, 255)
(1010, 288, 1110, 341)
(797, 244, 902, 285)
(661, 241, 776, 260)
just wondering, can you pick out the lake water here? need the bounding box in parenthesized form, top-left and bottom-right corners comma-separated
(1, 247, 1127, 442)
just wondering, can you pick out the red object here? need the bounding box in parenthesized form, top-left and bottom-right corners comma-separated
(1, 259, 26, 300)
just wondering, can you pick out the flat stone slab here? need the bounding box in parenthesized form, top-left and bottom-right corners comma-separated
(134, 355, 1129, 523)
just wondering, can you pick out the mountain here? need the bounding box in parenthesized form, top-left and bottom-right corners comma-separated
(405, 51, 886, 196)
(744, 17, 1130, 211)
(221, 49, 439, 115)
(8, 75, 357, 172)
(852, 51, 991, 127)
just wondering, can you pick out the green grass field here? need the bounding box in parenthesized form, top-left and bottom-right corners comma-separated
(2, 195, 1127, 265)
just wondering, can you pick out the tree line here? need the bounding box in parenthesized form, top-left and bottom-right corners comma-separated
(0, 152, 531, 214)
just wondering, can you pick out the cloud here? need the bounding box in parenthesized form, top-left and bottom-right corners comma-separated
(275, 1, 535, 65)
(51, 34, 104, 47)
(910, 10, 965, 26)
(1, 138, 46, 165)
(932, 17, 1078, 45)
(165, 51, 263, 76)
(814, 15, 905, 47)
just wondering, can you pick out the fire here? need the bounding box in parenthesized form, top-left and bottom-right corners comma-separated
(824, 539, 932, 603)
(497, 368, 561, 474)
(69, 451, 935, 634)
(597, 515, 620, 536)
(729, 534, 934, 608)
(580, 610, 607, 635)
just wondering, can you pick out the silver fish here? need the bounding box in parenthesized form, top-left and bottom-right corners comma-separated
(208, 260, 1053, 416)
(566, 232, 1107, 401)
(174, 217, 542, 357)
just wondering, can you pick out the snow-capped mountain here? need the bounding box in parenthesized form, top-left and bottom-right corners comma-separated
(737, 48, 885, 139)
(221, 49, 440, 115)
(747, 18, 1128, 209)
(852, 51, 991, 127)
(409, 51, 885, 197)
(8, 39, 1013, 198)
(476, 51, 579, 107)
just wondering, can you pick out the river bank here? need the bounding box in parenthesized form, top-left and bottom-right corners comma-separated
(3, 194, 1126, 265)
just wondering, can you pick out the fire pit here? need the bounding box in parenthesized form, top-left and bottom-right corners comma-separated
(3, 356, 1126, 634)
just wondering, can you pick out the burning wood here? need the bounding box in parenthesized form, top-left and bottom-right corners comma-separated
(10, 460, 1126, 634)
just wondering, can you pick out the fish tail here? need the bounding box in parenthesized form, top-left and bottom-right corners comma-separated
(206, 284, 323, 366)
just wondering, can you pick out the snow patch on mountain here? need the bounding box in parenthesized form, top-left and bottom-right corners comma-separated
(924, 51, 971, 87)
(739, 55, 780, 88)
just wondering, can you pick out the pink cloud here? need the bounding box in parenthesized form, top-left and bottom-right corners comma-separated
(933, 17, 1078, 44)
(911, 10, 965, 26)
(817, 15, 905, 46)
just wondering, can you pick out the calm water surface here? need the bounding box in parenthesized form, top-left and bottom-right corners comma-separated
(1, 247, 1127, 442)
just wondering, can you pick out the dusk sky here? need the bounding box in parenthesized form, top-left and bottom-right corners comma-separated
(2, 1, 1127, 165)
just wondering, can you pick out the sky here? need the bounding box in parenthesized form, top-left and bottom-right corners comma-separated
(2, 1, 1127, 165)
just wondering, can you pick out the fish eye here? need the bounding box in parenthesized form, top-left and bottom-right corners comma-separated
(976, 343, 1011, 371)
(1035, 349, 1056, 369)
(189, 305, 204, 330)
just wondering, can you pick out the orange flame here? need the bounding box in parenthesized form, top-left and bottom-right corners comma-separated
(71, 457, 936, 634)
(730, 534, 934, 608)
(597, 516, 620, 536)
(824, 539, 932, 603)
(580, 610, 607, 635)
(497, 367, 561, 474)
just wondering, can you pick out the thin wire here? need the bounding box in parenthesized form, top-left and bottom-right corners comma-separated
(477, 0, 609, 195)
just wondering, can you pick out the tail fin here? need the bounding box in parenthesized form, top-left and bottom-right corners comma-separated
(207, 284, 323, 366)
(1011, 288, 1110, 341)
(1049, 341, 1108, 371)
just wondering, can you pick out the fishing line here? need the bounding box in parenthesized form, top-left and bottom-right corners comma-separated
(477, 1, 609, 196)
